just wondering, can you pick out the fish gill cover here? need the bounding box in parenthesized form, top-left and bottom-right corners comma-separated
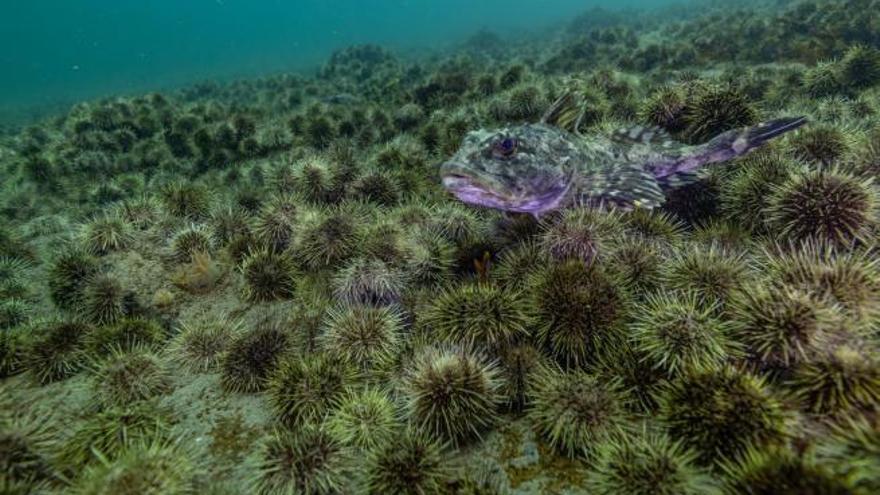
(1, 0, 880, 494)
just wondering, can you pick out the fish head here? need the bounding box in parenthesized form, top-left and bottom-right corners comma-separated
(440, 124, 579, 215)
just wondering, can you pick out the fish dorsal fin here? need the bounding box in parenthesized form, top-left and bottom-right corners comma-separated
(577, 162, 666, 210)
(611, 125, 675, 146)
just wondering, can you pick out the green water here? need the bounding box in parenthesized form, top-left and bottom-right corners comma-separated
(1, 0, 878, 493)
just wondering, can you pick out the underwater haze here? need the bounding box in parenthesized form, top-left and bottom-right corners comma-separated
(1, 0, 675, 123)
(3, 0, 880, 493)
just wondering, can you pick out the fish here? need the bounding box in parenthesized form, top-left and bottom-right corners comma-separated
(440, 113, 806, 217)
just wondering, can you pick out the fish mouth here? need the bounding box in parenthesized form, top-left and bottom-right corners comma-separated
(441, 170, 515, 207)
(441, 173, 473, 190)
(440, 165, 500, 194)
(441, 166, 571, 213)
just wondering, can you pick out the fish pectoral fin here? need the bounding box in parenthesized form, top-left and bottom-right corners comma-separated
(656, 170, 702, 191)
(578, 163, 666, 210)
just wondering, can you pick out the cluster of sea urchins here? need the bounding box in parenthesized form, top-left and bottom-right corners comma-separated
(2, 0, 880, 493)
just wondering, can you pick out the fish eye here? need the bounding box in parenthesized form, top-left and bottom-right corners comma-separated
(492, 137, 518, 160)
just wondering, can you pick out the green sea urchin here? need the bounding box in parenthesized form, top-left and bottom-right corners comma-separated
(0, 414, 60, 492)
(240, 249, 298, 302)
(683, 84, 757, 144)
(220, 324, 291, 393)
(169, 223, 215, 262)
(0, 298, 31, 331)
(630, 291, 733, 376)
(86, 317, 165, 356)
(641, 84, 688, 133)
(326, 387, 399, 450)
(320, 304, 402, 372)
(71, 438, 199, 495)
(662, 243, 749, 311)
(787, 343, 880, 416)
(90, 346, 171, 407)
(605, 237, 666, 294)
(720, 445, 856, 495)
(253, 195, 299, 252)
(529, 258, 629, 367)
(24, 319, 91, 384)
(539, 207, 623, 264)
(248, 425, 353, 495)
(496, 342, 545, 411)
(168, 318, 238, 373)
(730, 283, 839, 377)
(295, 204, 364, 270)
(81, 214, 133, 256)
(815, 414, 880, 493)
(47, 249, 100, 312)
(588, 427, 718, 495)
(720, 151, 795, 233)
(761, 244, 880, 329)
(80, 274, 131, 325)
(58, 403, 170, 469)
(492, 240, 549, 290)
(658, 365, 788, 465)
(420, 282, 532, 349)
(786, 125, 850, 166)
(363, 428, 451, 495)
(267, 352, 356, 427)
(332, 257, 406, 306)
(802, 60, 846, 98)
(160, 181, 212, 220)
(766, 168, 878, 246)
(404, 346, 502, 445)
(840, 44, 880, 90)
(526, 365, 631, 458)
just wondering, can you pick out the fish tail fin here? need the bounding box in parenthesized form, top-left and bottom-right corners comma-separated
(703, 116, 808, 164)
(657, 116, 807, 179)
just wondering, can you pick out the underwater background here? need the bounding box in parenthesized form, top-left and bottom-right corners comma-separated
(2, 0, 880, 494)
(0, 0, 673, 124)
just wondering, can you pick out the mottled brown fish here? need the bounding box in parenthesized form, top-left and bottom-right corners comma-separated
(441, 105, 806, 216)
